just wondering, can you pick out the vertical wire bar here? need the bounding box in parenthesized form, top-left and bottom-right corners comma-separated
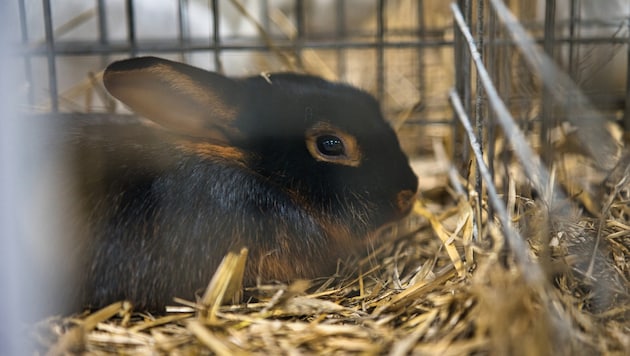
(567, 0, 579, 78)
(487, 0, 497, 220)
(126, 0, 137, 57)
(417, 0, 426, 110)
(376, 0, 386, 102)
(541, 0, 556, 166)
(453, 0, 465, 166)
(474, 0, 485, 155)
(97, 0, 109, 68)
(454, 0, 466, 98)
(211, 0, 223, 73)
(18, 0, 34, 107)
(566, 0, 579, 136)
(294, 0, 305, 69)
(42, 0, 58, 112)
(539, 0, 556, 273)
(96, 0, 114, 112)
(625, 11, 630, 138)
(463, 0, 472, 116)
(177, 0, 191, 63)
(498, 8, 512, 204)
(336, 0, 347, 80)
(454, 0, 472, 174)
(261, 0, 270, 33)
(473, 0, 485, 241)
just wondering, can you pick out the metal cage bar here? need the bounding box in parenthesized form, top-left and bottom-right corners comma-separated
(125, 0, 138, 57)
(42, 0, 58, 112)
(17, 0, 34, 107)
(11, 0, 629, 137)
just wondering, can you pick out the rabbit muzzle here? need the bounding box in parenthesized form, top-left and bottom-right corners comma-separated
(396, 189, 417, 216)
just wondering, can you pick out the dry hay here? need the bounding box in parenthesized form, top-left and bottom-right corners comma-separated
(30, 156, 629, 355)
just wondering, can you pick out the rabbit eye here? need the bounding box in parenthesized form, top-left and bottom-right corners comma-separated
(316, 135, 345, 156)
(306, 122, 361, 167)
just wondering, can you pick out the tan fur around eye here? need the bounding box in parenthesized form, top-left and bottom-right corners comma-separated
(305, 122, 361, 167)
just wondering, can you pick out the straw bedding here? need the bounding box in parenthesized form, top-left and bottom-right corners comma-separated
(32, 151, 629, 355)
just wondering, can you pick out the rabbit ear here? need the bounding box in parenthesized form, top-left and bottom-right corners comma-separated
(103, 56, 244, 142)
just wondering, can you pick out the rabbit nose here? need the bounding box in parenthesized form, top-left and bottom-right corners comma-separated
(396, 189, 416, 213)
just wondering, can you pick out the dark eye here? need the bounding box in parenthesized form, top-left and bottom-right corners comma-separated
(316, 135, 345, 156)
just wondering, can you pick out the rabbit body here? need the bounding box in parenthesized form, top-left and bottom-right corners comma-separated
(76, 57, 417, 311)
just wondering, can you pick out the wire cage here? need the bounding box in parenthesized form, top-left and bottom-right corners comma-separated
(13, 1, 447, 115)
(11, 0, 630, 153)
(5, 0, 630, 353)
(449, 0, 629, 323)
(12, 0, 463, 157)
(450, 0, 628, 240)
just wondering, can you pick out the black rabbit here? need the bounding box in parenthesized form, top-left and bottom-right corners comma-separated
(74, 56, 417, 311)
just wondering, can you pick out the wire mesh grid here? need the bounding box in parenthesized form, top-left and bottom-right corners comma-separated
(13, 0, 453, 128)
(12, 1, 630, 148)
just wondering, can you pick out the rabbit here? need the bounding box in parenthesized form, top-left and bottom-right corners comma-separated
(73, 56, 418, 312)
